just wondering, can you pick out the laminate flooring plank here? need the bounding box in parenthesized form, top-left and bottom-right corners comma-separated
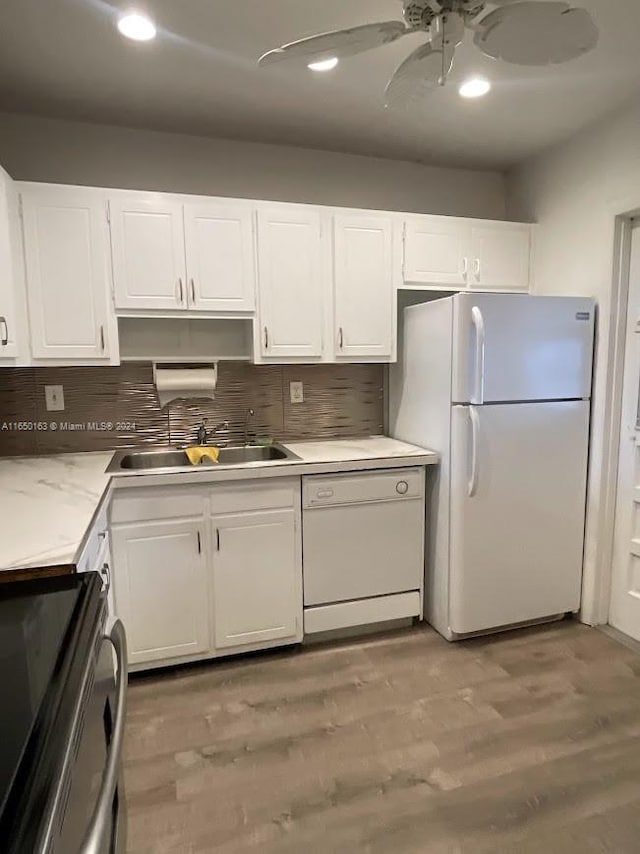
(124, 621, 640, 854)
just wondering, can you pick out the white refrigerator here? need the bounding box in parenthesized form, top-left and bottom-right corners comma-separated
(389, 293, 594, 640)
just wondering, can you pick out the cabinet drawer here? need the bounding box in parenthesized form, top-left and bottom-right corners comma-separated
(110, 487, 205, 524)
(209, 479, 298, 515)
(303, 467, 423, 508)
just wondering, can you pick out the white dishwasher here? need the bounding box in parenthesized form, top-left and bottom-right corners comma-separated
(302, 467, 425, 635)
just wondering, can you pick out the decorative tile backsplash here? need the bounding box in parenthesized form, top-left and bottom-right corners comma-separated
(0, 363, 384, 457)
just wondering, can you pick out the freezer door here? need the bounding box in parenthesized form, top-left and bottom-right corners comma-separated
(449, 401, 589, 635)
(452, 293, 594, 403)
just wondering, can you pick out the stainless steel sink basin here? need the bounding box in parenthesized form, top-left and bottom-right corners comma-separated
(119, 449, 191, 470)
(107, 443, 298, 474)
(217, 445, 288, 464)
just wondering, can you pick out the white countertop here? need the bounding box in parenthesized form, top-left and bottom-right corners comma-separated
(283, 436, 432, 463)
(0, 438, 437, 572)
(0, 452, 113, 571)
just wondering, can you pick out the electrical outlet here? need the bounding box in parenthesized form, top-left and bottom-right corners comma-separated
(45, 385, 65, 412)
(289, 381, 304, 404)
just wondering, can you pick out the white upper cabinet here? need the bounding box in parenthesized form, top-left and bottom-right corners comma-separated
(403, 215, 532, 292)
(256, 206, 325, 360)
(211, 509, 300, 650)
(333, 214, 395, 359)
(404, 217, 469, 287)
(21, 186, 111, 361)
(183, 202, 256, 312)
(110, 195, 187, 311)
(469, 221, 531, 292)
(0, 168, 18, 359)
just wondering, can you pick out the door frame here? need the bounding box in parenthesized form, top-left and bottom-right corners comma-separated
(584, 206, 640, 626)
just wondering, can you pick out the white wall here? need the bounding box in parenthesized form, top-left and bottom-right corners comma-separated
(507, 94, 640, 624)
(0, 111, 506, 219)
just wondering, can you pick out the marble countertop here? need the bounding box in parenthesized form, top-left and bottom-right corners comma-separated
(283, 436, 434, 464)
(0, 438, 437, 572)
(0, 451, 113, 571)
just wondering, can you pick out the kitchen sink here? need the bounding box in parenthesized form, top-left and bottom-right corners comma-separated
(108, 443, 298, 474)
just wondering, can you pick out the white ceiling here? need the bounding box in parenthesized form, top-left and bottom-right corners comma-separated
(0, 0, 639, 170)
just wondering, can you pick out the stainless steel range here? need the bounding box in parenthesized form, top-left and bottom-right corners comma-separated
(0, 573, 128, 853)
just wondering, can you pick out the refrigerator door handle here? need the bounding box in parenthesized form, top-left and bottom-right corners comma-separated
(468, 405, 480, 498)
(471, 306, 485, 404)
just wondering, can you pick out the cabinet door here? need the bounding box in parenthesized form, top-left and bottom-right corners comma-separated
(333, 214, 394, 359)
(0, 168, 17, 358)
(256, 207, 324, 359)
(109, 195, 187, 311)
(211, 510, 300, 649)
(470, 222, 531, 291)
(112, 519, 209, 665)
(21, 186, 111, 360)
(404, 217, 470, 286)
(184, 202, 256, 312)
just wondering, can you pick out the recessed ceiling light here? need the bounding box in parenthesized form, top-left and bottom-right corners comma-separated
(117, 11, 157, 42)
(459, 76, 491, 99)
(308, 57, 339, 72)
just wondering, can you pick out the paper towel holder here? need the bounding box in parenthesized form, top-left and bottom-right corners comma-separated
(152, 362, 218, 388)
(153, 361, 219, 410)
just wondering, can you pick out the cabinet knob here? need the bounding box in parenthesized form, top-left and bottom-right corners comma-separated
(396, 480, 409, 495)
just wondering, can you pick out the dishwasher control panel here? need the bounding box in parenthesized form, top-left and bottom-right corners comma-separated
(302, 467, 423, 508)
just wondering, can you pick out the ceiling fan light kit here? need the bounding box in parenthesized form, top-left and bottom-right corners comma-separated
(308, 57, 339, 71)
(258, 1, 598, 103)
(459, 75, 492, 97)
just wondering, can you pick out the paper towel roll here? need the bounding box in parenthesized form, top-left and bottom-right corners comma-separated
(154, 365, 218, 409)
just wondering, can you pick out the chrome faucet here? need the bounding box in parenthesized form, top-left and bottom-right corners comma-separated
(243, 408, 255, 446)
(196, 419, 208, 445)
(195, 418, 229, 446)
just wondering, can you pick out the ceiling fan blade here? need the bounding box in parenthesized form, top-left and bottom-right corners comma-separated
(385, 42, 455, 106)
(258, 21, 409, 66)
(474, 1, 598, 65)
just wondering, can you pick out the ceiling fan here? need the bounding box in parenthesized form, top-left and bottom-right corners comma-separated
(258, 1, 598, 104)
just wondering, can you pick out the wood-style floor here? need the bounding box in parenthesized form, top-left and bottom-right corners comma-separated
(123, 620, 640, 854)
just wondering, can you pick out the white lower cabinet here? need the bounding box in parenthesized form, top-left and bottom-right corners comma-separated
(109, 479, 302, 669)
(212, 509, 300, 649)
(111, 518, 210, 666)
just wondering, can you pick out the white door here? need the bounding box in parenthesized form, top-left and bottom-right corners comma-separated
(610, 225, 640, 641)
(449, 400, 590, 635)
(211, 509, 300, 649)
(403, 216, 470, 287)
(452, 293, 595, 404)
(333, 214, 394, 359)
(470, 222, 531, 292)
(183, 202, 256, 312)
(109, 195, 187, 311)
(111, 519, 209, 665)
(256, 206, 324, 359)
(21, 186, 111, 360)
(0, 168, 17, 358)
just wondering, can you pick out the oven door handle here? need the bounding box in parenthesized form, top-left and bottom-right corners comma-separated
(80, 619, 128, 854)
